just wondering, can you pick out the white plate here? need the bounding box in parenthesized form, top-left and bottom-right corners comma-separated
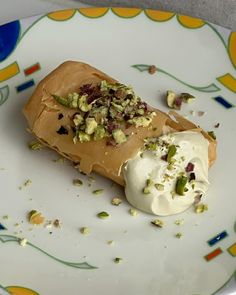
(0, 8, 236, 295)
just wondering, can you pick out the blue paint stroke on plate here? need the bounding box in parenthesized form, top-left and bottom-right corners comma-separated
(0, 223, 7, 230)
(0, 21, 20, 62)
(16, 79, 35, 92)
(207, 231, 228, 246)
(213, 96, 234, 109)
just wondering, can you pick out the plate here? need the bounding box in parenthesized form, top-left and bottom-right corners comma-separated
(0, 8, 236, 295)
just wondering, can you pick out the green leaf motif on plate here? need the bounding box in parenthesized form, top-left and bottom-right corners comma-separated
(0, 235, 97, 270)
(0, 85, 9, 106)
(132, 64, 221, 93)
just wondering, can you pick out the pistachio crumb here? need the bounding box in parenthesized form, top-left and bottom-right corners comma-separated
(80, 227, 90, 235)
(174, 219, 184, 226)
(111, 197, 122, 206)
(2, 215, 9, 220)
(92, 189, 104, 195)
(155, 183, 164, 191)
(114, 257, 122, 264)
(129, 208, 138, 217)
(73, 179, 83, 186)
(28, 141, 44, 150)
(97, 211, 110, 219)
(151, 219, 164, 228)
(107, 240, 115, 246)
(195, 203, 208, 214)
(53, 157, 65, 163)
(175, 232, 183, 239)
(19, 238, 27, 247)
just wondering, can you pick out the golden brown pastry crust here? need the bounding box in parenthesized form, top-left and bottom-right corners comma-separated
(23, 61, 216, 186)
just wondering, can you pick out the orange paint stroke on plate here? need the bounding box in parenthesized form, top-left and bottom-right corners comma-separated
(111, 8, 142, 18)
(79, 7, 109, 18)
(145, 10, 175, 22)
(0, 62, 20, 82)
(6, 286, 39, 295)
(177, 14, 205, 29)
(228, 32, 236, 68)
(47, 9, 76, 21)
(217, 73, 236, 93)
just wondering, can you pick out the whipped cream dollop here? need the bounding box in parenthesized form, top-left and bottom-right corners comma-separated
(123, 131, 209, 216)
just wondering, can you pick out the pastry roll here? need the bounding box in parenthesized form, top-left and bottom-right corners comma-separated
(23, 61, 216, 186)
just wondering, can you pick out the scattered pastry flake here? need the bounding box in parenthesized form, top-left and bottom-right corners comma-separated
(19, 238, 28, 247)
(19, 179, 32, 190)
(197, 111, 206, 117)
(28, 210, 45, 225)
(111, 197, 122, 206)
(73, 179, 83, 186)
(174, 219, 184, 226)
(148, 65, 157, 74)
(92, 189, 104, 195)
(129, 208, 138, 217)
(80, 227, 90, 235)
(195, 203, 208, 214)
(28, 141, 44, 150)
(214, 123, 220, 128)
(175, 232, 183, 239)
(107, 240, 115, 246)
(114, 257, 122, 264)
(53, 219, 61, 228)
(97, 211, 110, 219)
(151, 219, 164, 228)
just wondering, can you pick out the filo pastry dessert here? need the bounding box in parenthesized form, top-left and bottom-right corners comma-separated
(23, 61, 216, 216)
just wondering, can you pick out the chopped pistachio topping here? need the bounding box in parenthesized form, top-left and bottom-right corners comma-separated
(208, 131, 216, 140)
(85, 118, 98, 135)
(28, 141, 44, 150)
(2, 215, 9, 220)
(94, 125, 106, 141)
(174, 219, 184, 226)
(93, 189, 104, 195)
(112, 129, 127, 144)
(24, 179, 32, 187)
(19, 238, 28, 247)
(107, 240, 115, 245)
(175, 232, 183, 239)
(53, 157, 65, 163)
(80, 227, 90, 235)
(73, 179, 83, 186)
(195, 203, 208, 214)
(167, 145, 177, 163)
(175, 176, 188, 196)
(114, 257, 122, 264)
(28, 210, 45, 225)
(97, 211, 110, 219)
(52, 81, 155, 145)
(52, 94, 70, 107)
(155, 183, 164, 191)
(111, 197, 122, 206)
(151, 219, 164, 228)
(129, 208, 138, 216)
(73, 114, 84, 126)
(143, 178, 153, 194)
